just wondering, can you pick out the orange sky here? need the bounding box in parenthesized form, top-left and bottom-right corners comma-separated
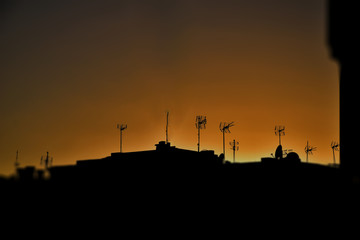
(0, 0, 339, 176)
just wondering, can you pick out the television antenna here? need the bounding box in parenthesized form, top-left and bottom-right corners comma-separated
(275, 125, 285, 145)
(331, 141, 339, 165)
(195, 115, 207, 152)
(15, 150, 19, 170)
(229, 139, 239, 163)
(40, 151, 53, 170)
(165, 111, 169, 144)
(117, 123, 127, 153)
(304, 141, 316, 163)
(219, 121, 234, 160)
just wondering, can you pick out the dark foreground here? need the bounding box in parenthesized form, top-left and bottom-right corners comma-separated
(2, 160, 360, 236)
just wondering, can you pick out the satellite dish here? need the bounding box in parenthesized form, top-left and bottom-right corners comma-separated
(275, 145, 283, 159)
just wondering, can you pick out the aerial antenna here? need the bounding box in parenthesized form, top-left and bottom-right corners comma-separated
(219, 121, 234, 160)
(275, 125, 285, 145)
(331, 141, 339, 165)
(15, 150, 19, 170)
(304, 141, 317, 163)
(165, 111, 169, 144)
(40, 151, 53, 170)
(195, 115, 207, 152)
(117, 123, 127, 153)
(229, 139, 239, 163)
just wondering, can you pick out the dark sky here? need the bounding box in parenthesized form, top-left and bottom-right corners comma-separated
(0, 0, 339, 176)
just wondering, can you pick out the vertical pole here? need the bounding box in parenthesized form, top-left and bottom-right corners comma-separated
(46, 151, 49, 169)
(279, 133, 281, 145)
(233, 140, 235, 163)
(306, 141, 309, 163)
(166, 112, 169, 144)
(223, 131, 225, 160)
(120, 129, 122, 153)
(15, 150, 19, 170)
(198, 127, 200, 152)
(333, 148, 336, 165)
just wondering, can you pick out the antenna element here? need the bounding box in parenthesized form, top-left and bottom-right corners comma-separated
(117, 123, 128, 153)
(40, 151, 53, 170)
(219, 121, 235, 160)
(195, 115, 207, 152)
(304, 141, 317, 163)
(274, 125, 285, 145)
(165, 111, 169, 144)
(331, 141, 339, 165)
(229, 139, 239, 163)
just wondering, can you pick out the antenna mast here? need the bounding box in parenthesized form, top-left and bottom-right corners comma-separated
(304, 141, 317, 163)
(275, 125, 285, 145)
(195, 115, 207, 152)
(117, 123, 127, 153)
(331, 141, 339, 165)
(15, 150, 19, 170)
(166, 111, 169, 144)
(229, 139, 239, 163)
(219, 121, 234, 160)
(40, 151, 53, 170)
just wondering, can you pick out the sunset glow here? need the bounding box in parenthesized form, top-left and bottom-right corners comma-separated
(0, 0, 339, 176)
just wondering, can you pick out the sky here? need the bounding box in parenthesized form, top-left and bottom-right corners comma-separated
(0, 0, 339, 177)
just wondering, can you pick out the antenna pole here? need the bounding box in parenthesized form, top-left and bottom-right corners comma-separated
(233, 139, 235, 163)
(223, 131, 225, 159)
(15, 150, 19, 170)
(279, 134, 281, 145)
(166, 111, 169, 144)
(117, 123, 127, 153)
(306, 141, 309, 163)
(196, 116, 207, 152)
(220, 121, 234, 161)
(198, 127, 200, 152)
(46, 151, 49, 169)
(120, 129, 123, 153)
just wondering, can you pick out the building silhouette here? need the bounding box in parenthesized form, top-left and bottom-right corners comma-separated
(48, 141, 223, 183)
(328, 0, 360, 175)
(9, 141, 343, 191)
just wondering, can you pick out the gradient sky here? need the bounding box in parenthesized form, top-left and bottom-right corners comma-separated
(0, 0, 339, 176)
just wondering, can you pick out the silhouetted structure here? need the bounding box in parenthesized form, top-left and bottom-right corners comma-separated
(331, 141, 339, 165)
(48, 141, 223, 183)
(328, 1, 360, 175)
(116, 123, 127, 153)
(40, 151, 53, 170)
(3, 2, 360, 211)
(11, 140, 343, 189)
(165, 111, 169, 144)
(304, 141, 316, 163)
(195, 115, 207, 152)
(229, 139, 239, 163)
(14, 150, 19, 171)
(275, 126, 285, 145)
(219, 122, 234, 159)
